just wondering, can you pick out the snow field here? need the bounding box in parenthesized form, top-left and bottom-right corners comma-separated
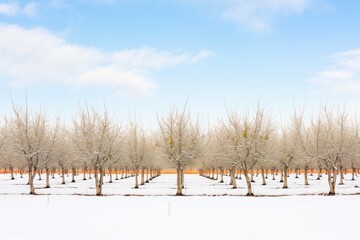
(0, 194, 359, 240)
(0, 173, 359, 240)
(1, 172, 359, 196)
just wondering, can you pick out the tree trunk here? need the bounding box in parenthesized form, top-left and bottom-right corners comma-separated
(244, 169, 253, 196)
(352, 167, 356, 181)
(71, 167, 76, 183)
(272, 168, 275, 180)
(230, 167, 237, 188)
(328, 168, 336, 195)
(317, 168, 322, 180)
(265, 169, 268, 179)
(51, 168, 55, 179)
(176, 168, 183, 195)
(83, 166, 87, 180)
(181, 168, 185, 188)
(339, 166, 344, 185)
(100, 167, 104, 186)
(45, 167, 50, 188)
(280, 169, 284, 182)
(115, 169, 119, 181)
(250, 168, 255, 183)
(109, 168, 113, 183)
(220, 168, 224, 183)
(135, 168, 139, 188)
(61, 167, 66, 184)
(146, 169, 149, 183)
(9, 166, 15, 180)
(94, 166, 102, 196)
(304, 166, 309, 186)
(29, 165, 36, 194)
(283, 166, 288, 189)
(38, 169, 42, 180)
(261, 167, 266, 185)
(120, 169, 124, 179)
(141, 168, 145, 185)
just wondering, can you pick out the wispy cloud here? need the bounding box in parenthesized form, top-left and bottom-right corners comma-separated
(160, 0, 314, 31)
(221, 0, 311, 31)
(309, 49, 360, 93)
(0, 24, 212, 96)
(0, 2, 18, 16)
(0, 2, 37, 17)
(47, 0, 316, 31)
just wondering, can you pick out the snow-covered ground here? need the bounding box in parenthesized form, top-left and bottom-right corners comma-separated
(1, 172, 359, 196)
(0, 173, 359, 240)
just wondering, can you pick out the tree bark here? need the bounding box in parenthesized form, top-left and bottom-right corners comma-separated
(109, 168, 113, 183)
(181, 168, 185, 188)
(261, 167, 266, 185)
(61, 167, 66, 184)
(38, 169, 42, 180)
(230, 167, 237, 188)
(304, 166, 309, 186)
(115, 168, 119, 180)
(9, 166, 15, 180)
(29, 165, 36, 194)
(328, 168, 336, 195)
(135, 168, 139, 188)
(141, 168, 145, 185)
(51, 168, 55, 179)
(244, 169, 254, 196)
(176, 168, 183, 195)
(83, 166, 87, 180)
(352, 167, 356, 181)
(250, 167, 255, 183)
(283, 166, 288, 189)
(94, 165, 102, 196)
(317, 168, 322, 180)
(45, 167, 50, 188)
(339, 166, 344, 185)
(71, 167, 76, 183)
(272, 168, 275, 180)
(220, 168, 224, 183)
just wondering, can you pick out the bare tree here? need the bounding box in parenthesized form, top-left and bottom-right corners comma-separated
(126, 120, 147, 188)
(5, 103, 59, 194)
(295, 106, 353, 195)
(157, 105, 206, 195)
(221, 105, 273, 196)
(71, 105, 121, 195)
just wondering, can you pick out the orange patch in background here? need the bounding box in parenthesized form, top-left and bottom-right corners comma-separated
(161, 169, 199, 174)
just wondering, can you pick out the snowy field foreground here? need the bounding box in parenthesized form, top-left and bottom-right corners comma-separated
(0, 194, 359, 240)
(0, 174, 360, 240)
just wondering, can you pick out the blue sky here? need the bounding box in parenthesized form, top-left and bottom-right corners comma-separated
(1, 0, 360, 126)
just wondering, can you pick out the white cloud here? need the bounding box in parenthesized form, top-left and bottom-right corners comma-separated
(23, 3, 37, 17)
(0, 24, 212, 95)
(332, 49, 360, 69)
(170, 0, 314, 31)
(0, 2, 37, 17)
(48, 0, 315, 31)
(0, 2, 19, 16)
(318, 71, 353, 79)
(310, 49, 360, 93)
(221, 0, 311, 31)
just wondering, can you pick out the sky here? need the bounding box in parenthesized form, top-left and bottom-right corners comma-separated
(0, 0, 360, 127)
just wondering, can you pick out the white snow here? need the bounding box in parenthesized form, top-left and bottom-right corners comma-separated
(0, 173, 359, 240)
